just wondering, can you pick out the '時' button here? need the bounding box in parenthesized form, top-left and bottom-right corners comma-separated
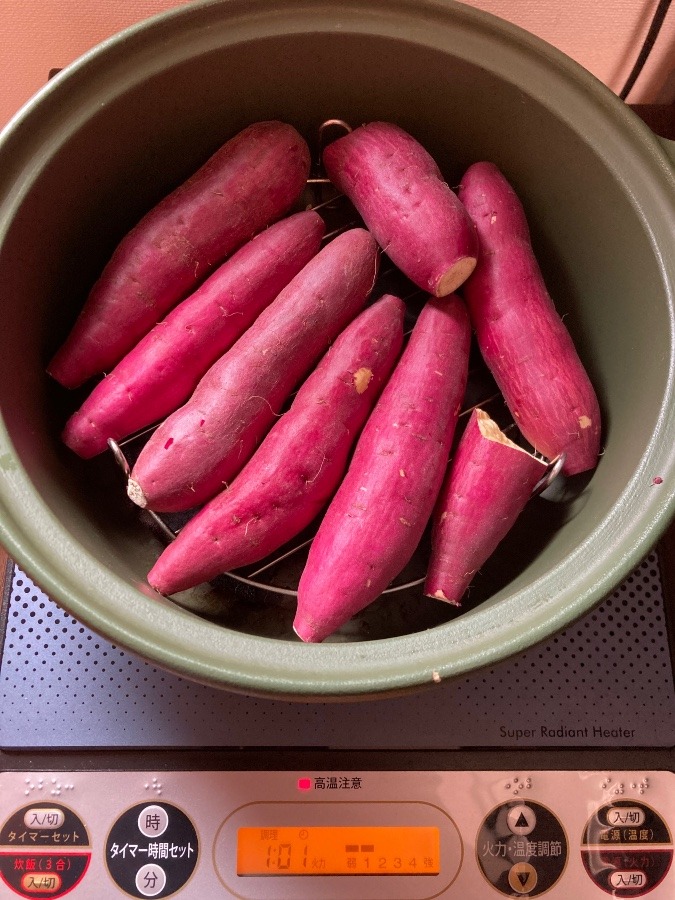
(138, 804, 169, 838)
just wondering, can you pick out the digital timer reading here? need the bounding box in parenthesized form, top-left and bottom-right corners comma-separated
(236, 826, 440, 876)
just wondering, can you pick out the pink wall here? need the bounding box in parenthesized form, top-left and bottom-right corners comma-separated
(1, 1, 673, 127)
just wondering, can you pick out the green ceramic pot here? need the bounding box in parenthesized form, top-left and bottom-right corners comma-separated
(0, 0, 673, 699)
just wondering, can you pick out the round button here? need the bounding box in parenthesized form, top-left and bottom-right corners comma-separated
(135, 864, 166, 897)
(137, 806, 169, 838)
(0, 803, 91, 898)
(581, 800, 673, 896)
(508, 862, 538, 894)
(477, 799, 567, 897)
(106, 801, 198, 898)
(507, 805, 537, 836)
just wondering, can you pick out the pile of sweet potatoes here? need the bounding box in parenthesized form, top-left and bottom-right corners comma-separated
(51, 118, 602, 643)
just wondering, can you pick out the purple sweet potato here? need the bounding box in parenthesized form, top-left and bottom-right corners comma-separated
(323, 121, 478, 296)
(458, 161, 601, 476)
(425, 407, 548, 606)
(147, 294, 405, 595)
(127, 228, 379, 513)
(293, 294, 471, 643)
(61, 211, 324, 458)
(48, 121, 311, 388)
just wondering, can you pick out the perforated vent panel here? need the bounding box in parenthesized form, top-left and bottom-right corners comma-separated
(1, 554, 674, 750)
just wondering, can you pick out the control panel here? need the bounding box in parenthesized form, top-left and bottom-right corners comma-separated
(0, 770, 673, 897)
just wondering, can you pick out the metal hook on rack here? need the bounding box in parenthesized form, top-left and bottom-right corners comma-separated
(307, 118, 353, 207)
(531, 453, 566, 498)
(108, 438, 177, 544)
(316, 118, 353, 163)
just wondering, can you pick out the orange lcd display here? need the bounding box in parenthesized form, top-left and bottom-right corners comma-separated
(237, 825, 440, 876)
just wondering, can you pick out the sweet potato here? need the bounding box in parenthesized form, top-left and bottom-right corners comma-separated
(458, 161, 601, 476)
(147, 294, 405, 595)
(293, 294, 471, 643)
(48, 121, 311, 388)
(61, 211, 324, 458)
(323, 121, 478, 296)
(425, 408, 548, 606)
(127, 227, 379, 513)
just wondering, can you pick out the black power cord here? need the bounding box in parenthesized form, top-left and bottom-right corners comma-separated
(619, 0, 673, 100)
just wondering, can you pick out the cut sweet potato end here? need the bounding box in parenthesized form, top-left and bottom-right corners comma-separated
(426, 586, 463, 606)
(435, 256, 477, 296)
(475, 408, 542, 459)
(127, 478, 148, 509)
